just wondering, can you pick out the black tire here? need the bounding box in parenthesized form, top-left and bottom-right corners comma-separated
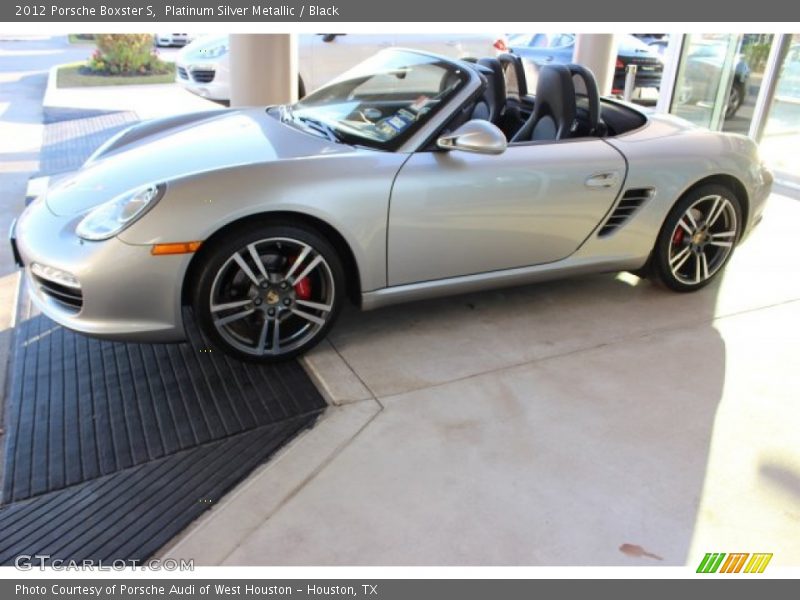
(191, 221, 345, 362)
(725, 81, 745, 119)
(653, 184, 743, 293)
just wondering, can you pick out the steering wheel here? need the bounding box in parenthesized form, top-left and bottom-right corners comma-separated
(359, 107, 383, 122)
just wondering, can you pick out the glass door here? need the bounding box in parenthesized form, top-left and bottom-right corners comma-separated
(759, 34, 800, 185)
(722, 34, 774, 135)
(670, 34, 741, 130)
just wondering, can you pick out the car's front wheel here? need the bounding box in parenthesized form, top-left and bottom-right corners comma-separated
(192, 222, 344, 361)
(653, 184, 742, 292)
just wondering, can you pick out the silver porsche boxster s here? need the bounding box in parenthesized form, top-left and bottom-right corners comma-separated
(12, 49, 772, 361)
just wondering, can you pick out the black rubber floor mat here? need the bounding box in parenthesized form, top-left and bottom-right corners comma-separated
(1, 112, 326, 562)
(3, 311, 325, 503)
(0, 417, 316, 564)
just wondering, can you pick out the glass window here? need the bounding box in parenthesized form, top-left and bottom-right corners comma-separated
(722, 34, 773, 135)
(759, 34, 800, 183)
(670, 34, 741, 129)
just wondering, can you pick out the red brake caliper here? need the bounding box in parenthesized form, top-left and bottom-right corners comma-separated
(289, 256, 312, 300)
(672, 227, 684, 247)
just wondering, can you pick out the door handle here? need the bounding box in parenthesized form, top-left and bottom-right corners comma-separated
(585, 172, 620, 188)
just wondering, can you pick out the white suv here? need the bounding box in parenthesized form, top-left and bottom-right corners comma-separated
(176, 33, 507, 102)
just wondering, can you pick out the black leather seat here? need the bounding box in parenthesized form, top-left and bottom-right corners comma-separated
(566, 63, 604, 136)
(468, 63, 501, 122)
(496, 53, 528, 98)
(511, 64, 576, 142)
(476, 57, 507, 124)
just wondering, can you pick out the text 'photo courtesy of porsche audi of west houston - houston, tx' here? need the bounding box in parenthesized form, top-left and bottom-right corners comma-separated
(10, 49, 772, 361)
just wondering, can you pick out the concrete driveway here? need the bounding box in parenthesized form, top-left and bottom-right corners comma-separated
(162, 190, 800, 566)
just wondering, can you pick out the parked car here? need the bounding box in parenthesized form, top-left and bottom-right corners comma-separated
(154, 33, 194, 47)
(679, 41, 751, 118)
(508, 33, 664, 94)
(11, 49, 771, 361)
(176, 33, 507, 102)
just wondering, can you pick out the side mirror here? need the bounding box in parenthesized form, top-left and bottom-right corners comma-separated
(320, 34, 342, 43)
(436, 120, 507, 155)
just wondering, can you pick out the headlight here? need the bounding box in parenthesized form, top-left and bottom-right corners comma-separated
(200, 43, 228, 58)
(76, 184, 164, 241)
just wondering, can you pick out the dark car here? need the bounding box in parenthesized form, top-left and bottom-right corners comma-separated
(508, 33, 664, 94)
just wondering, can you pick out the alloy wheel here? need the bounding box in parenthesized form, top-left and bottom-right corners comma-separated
(208, 237, 335, 357)
(667, 194, 738, 286)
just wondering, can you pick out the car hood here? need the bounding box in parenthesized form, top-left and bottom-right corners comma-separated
(46, 108, 346, 216)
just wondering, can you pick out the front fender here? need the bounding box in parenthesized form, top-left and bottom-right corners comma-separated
(119, 151, 410, 293)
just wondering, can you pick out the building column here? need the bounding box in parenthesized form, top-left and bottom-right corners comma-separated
(229, 34, 298, 107)
(572, 34, 618, 96)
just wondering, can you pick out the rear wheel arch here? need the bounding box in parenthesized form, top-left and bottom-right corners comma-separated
(634, 173, 749, 279)
(649, 180, 744, 290)
(182, 211, 362, 307)
(677, 174, 749, 228)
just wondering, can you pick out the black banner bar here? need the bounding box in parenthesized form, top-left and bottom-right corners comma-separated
(1, 0, 798, 22)
(3, 580, 799, 600)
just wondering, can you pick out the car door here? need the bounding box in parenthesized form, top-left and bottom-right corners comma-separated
(387, 139, 626, 286)
(309, 34, 393, 91)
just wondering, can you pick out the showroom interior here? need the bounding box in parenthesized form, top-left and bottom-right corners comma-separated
(0, 30, 798, 567)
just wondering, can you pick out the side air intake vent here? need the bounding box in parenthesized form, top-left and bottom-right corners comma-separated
(598, 188, 654, 237)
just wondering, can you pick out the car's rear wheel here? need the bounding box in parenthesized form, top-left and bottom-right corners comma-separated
(653, 184, 742, 292)
(192, 223, 344, 361)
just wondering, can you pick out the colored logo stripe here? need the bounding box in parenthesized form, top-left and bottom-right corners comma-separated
(697, 553, 726, 573)
(696, 552, 773, 573)
(720, 553, 749, 573)
(744, 553, 773, 573)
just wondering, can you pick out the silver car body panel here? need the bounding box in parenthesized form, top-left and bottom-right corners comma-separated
(361, 112, 770, 311)
(15, 51, 772, 342)
(15, 198, 189, 341)
(388, 138, 626, 285)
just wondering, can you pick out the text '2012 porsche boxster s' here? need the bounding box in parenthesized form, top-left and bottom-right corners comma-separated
(12, 49, 772, 360)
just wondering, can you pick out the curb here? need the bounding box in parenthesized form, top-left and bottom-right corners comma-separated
(41, 64, 59, 113)
(24, 176, 49, 206)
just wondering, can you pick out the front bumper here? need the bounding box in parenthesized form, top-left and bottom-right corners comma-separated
(613, 71, 663, 91)
(15, 199, 190, 343)
(175, 61, 229, 101)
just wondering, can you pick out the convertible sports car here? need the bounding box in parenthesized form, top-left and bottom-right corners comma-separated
(11, 49, 772, 361)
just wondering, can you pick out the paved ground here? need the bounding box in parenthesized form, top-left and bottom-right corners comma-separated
(163, 191, 800, 566)
(0, 35, 92, 431)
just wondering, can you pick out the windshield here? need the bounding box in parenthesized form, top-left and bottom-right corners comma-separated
(286, 50, 469, 150)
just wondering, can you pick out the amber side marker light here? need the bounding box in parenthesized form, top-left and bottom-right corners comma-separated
(151, 241, 203, 255)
